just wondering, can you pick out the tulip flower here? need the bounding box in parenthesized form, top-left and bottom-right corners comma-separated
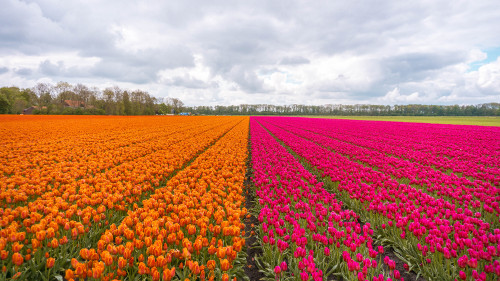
(46, 258, 55, 269)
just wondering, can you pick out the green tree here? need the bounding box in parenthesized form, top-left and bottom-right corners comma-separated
(123, 91, 132, 115)
(0, 93, 10, 113)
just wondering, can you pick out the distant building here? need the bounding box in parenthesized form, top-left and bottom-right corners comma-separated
(179, 112, 191, 116)
(22, 106, 47, 115)
(63, 100, 85, 108)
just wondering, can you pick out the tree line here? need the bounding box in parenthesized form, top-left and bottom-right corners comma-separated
(0, 82, 498, 116)
(0, 82, 184, 115)
(187, 103, 500, 116)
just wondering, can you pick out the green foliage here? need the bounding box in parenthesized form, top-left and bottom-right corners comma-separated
(122, 91, 132, 115)
(0, 83, 161, 116)
(0, 93, 10, 114)
(185, 103, 500, 117)
(158, 103, 172, 115)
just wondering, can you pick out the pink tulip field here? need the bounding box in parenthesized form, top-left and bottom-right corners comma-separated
(250, 117, 500, 281)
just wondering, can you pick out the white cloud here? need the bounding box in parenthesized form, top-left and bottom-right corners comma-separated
(466, 49, 488, 64)
(378, 87, 421, 103)
(476, 57, 500, 90)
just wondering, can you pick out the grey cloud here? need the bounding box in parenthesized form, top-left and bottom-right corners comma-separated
(0, 67, 8, 74)
(166, 75, 216, 89)
(0, 1, 36, 48)
(90, 61, 156, 84)
(378, 52, 466, 86)
(228, 66, 268, 93)
(190, 13, 285, 93)
(39, 60, 62, 76)
(279, 56, 310, 65)
(14, 68, 33, 76)
(0, 0, 67, 54)
(195, 14, 283, 72)
(129, 47, 194, 70)
(89, 46, 194, 84)
(384, 52, 464, 73)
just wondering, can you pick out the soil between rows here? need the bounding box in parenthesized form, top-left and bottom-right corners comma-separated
(243, 135, 265, 281)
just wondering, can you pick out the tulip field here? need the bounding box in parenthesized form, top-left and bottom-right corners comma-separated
(0, 115, 499, 281)
(0, 116, 249, 281)
(252, 117, 499, 281)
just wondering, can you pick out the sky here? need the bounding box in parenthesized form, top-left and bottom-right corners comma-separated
(1, 0, 500, 106)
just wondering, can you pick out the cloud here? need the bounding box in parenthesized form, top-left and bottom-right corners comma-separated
(381, 52, 466, 82)
(1, 0, 500, 105)
(227, 66, 269, 93)
(89, 47, 194, 84)
(39, 60, 61, 76)
(165, 75, 216, 89)
(14, 68, 33, 76)
(475, 57, 500, 93)
(378, 87, 421, 103)
(279, 56, 310, 65)
(0, 67, 8, 74)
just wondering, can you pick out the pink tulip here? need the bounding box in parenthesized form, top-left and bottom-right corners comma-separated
(274, 266, 281, 275)
(280, 261, 287, 272)
(394, 269, 400, 279)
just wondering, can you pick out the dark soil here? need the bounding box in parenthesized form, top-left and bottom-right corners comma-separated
(244, 206, 264, 281)
(244, 136, 265, 281)
(377, 244, 425, 281)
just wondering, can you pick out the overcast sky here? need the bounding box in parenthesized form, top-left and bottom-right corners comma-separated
(1, 0, 500, 106)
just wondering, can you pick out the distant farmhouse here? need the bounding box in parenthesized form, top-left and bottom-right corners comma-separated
(63, 100, 85, 108)
(23, 100, 87, 114)
(22, 106, 47, 114)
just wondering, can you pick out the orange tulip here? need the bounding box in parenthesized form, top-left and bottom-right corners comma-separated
(12, 252, 23, 266)
(46, 257, 55, 268)
(12, 242, 23, 253)
(162, 267, 175, 281)
(118, 257, 127, 269)
(220, 259, 230, 272)
(138, 262, 148, 275)
(79, 248, 89, 260)
(50, 238, 58, 249)
(147, 255, 156, 268)
(217, 247, 226, 259)
(151, 268, 160, 281)
(182, 247, 191, 260)
(65, 269, 74, 280)
(207, 260, 216, 271)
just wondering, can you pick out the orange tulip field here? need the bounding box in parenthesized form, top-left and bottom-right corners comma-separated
(0, 116, 249, 281)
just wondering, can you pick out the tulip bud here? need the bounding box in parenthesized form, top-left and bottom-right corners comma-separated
(274, 266, 281, 275)
(280, 261, 287, 272)
(324, 247, 330, 256)
(394, 269, 400, 279)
